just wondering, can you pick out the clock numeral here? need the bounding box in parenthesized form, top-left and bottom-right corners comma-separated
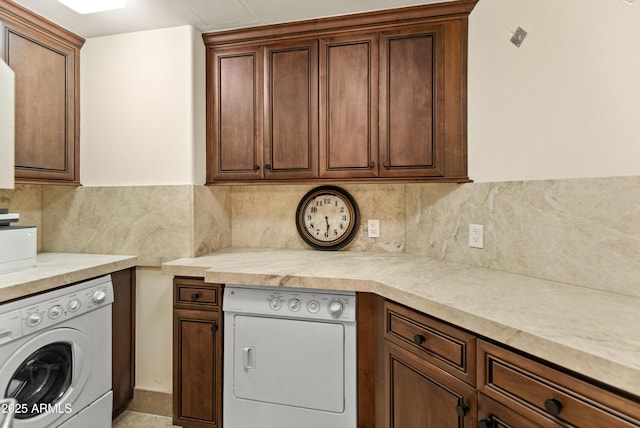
(310, 206, 318, 213)
(307, 215, 312, 221)
(340, 206, 345, 213)
(333, 229, 338, 236)
(342, 215, 347, 221)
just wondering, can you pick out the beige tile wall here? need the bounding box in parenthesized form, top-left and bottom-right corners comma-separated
(3, 176, 638, 297)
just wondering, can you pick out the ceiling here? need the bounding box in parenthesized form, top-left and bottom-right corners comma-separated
(13, 0, 454, 38)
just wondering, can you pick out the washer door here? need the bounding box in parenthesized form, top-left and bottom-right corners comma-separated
(0, 328, 92, 425)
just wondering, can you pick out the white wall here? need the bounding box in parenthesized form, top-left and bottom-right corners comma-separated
(79, 1, 640, 186)
(468, 0, 640, 182)
(134, 267, 173, 393)
(80, 25, 206, 186)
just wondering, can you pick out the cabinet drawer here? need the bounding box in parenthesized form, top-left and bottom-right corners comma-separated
(384, 300, 476, 385)
(478, 340, 640, 428)
(174, 277, 222, 309)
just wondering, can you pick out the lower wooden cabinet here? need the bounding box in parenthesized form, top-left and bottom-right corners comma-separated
(477, 394, 543, 428)
(111, 267, 136, 417)
(477, 340, 640, 428)
(382, 301, 477, 428)
(385, 341, 476, 428)
(172, 277, 223, 428)
(374, 299, 640, 428)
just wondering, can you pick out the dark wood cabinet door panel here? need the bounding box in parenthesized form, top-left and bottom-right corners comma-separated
(210, 48, 263, 181)
(0, 1, 83, 184)
(111, 268, 136, 417)
(379, 24, 445, 178)
(385, 342, 476, 428)
(173, 278, 223, 428)
(173, 308, 221, 427)
(264, 41, 318, 179)
(320, 34, 378, 178)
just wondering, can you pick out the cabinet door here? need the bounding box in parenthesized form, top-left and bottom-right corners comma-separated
(0, 8, 82, 184)
(263, 41, 318, 179)
(173, 308, 221, 428)
(111, 268, 136, 417)
(385, 341, 476, 428)
(319, 34, 378, 178)
(209, 46, 263, 181)
(379, 24, 445, 178)
(478, 393, 550, 428)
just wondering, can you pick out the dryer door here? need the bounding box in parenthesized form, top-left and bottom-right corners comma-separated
(0, 328, 92, 426)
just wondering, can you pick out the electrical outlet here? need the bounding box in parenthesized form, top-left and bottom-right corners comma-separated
(469, 224, 484, 249)
(368, 219, 380, 238)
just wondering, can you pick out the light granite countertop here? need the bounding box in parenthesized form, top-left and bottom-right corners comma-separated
(0, 253, 138, 303)
(163, 247, 640, 398)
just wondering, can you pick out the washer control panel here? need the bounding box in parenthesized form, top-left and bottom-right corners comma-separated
(0, 275, 114, 345)
(224, 285, 356, 322)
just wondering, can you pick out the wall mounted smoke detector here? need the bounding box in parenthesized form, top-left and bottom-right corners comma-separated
(510, 27, 527, 47)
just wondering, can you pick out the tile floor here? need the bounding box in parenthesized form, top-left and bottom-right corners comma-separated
(112, 411, 181, 427)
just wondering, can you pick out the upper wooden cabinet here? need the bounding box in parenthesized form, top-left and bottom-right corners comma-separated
(204, 0, 478, 184)
(0, 0, 84, 185)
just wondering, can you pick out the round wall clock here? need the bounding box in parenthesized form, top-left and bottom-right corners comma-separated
(296, 186, 360, 250)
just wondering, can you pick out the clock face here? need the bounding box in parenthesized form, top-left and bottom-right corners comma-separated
(296, 186, 359, 250)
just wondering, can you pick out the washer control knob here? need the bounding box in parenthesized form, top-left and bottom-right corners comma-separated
(269, 297, 283, 311)
(288, 298, 301, 312)
(48, 305, 63, 319)
(329, 300, 344, 318)
(307, 300, 320, 313)
(93, 290, 107, 304)
(68, 299, 81, 312)
(26, 312, 43, 327)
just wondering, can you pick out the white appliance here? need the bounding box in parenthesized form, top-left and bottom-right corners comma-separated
(0, 275, 114, 427)
(223, 285, 357, 428)
(0, 58, 15, 190)
(0, 211, 37, 275)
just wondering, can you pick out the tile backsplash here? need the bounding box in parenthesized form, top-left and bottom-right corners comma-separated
(2, 176, 637, 297)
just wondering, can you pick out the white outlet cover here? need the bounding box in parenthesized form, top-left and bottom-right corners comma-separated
(469, 224, 484, 249)
(368, 219, 380, 238)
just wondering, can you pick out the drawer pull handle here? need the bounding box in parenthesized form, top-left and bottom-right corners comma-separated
(455, 401, 469, 417)
(211, 322, 218, 333)
(478, 418, 492, 428)
(544, 398, 563, 416)
(413, 334, 426, 345)
(191, 293, 200, 301)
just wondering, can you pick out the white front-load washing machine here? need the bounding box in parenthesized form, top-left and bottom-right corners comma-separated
(0, 275, 114, 427)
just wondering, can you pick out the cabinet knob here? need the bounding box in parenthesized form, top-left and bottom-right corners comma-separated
(369, 160, 375, 168)
(191, 293, 200, 301)
(478, 418, 492, 428)
(253, 164, 260, 171)
(265, 164, 272, 170)
(455, 401, 469, 417)
(544, 398, 563, 416)
(383, 161, 390, 169)
(413, 334, 426, 345)
(210, 322, 218, 333)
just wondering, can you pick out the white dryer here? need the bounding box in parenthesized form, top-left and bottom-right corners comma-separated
(0, 275, 113, 427)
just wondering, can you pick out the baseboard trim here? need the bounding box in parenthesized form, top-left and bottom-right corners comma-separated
(127, 388, 172, 417)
